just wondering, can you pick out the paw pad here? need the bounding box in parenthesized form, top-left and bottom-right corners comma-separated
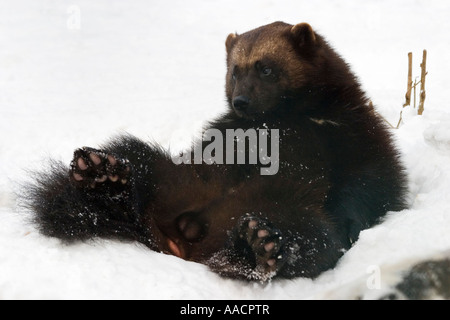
(239, 215, 284, 275)
(70, 147, 131, 189)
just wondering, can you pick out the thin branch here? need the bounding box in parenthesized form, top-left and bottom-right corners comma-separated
(403, 52, 413, 107)
(418, 50, 427, 115)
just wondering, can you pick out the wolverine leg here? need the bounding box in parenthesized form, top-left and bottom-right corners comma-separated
(23, 135, 171, 249)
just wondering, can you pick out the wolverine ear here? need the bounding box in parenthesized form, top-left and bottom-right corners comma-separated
(226, 33, 238, 53)
(291, 23, 316, 47)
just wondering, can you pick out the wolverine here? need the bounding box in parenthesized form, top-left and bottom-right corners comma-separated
(25, 22, 407, 281)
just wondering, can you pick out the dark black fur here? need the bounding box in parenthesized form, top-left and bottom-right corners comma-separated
(23, 22, 407, 281)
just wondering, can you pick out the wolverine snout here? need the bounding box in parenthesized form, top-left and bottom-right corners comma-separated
(232, 95, 250, 111)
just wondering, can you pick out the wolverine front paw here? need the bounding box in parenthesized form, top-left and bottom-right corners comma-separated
(237, 215, 284, 278)
(70, 147, 131, 189)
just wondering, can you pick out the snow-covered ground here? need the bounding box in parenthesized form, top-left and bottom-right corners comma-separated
(1, 0, 450, 299)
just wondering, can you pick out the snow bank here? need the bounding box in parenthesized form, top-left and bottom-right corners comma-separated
(1, 0, 449, 299)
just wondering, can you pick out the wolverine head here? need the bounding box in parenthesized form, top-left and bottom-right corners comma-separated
(225, 22, 356, 119)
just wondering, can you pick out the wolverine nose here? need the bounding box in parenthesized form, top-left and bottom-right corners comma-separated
(233, 95, 250, 111)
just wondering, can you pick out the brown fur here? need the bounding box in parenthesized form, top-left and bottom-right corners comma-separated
(26, 22, 408, 281)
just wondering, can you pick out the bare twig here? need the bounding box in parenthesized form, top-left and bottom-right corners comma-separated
(395, 110, 403, 129)
(413, 78, 418, 109)
(403, 52, 413, 107)
(418, 50, 427, 115)
(370, 101, 397, 129)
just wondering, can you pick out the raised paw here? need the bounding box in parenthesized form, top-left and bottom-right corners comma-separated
(238, 215, 284, 278)
(70, 147, 131, 189)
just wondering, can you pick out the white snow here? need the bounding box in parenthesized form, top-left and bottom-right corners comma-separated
(1, 0, 450, 299)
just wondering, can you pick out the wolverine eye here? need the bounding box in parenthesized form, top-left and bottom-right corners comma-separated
(255, 61, 273, 77)
(261, 67, 272, 76)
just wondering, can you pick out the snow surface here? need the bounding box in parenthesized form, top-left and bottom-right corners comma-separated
(1, 0, 450, 299)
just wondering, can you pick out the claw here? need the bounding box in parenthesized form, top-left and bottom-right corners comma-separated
(258, 229, 269, 238)
(264, 242, 275, 252)
(248, 220, 258, 229)
(109, 175, 119, 182)
(267, 259, 276, 267)
(107, 155, 117, 165)
(73, 172, 84, 181)
(95, 175, 108, 183)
